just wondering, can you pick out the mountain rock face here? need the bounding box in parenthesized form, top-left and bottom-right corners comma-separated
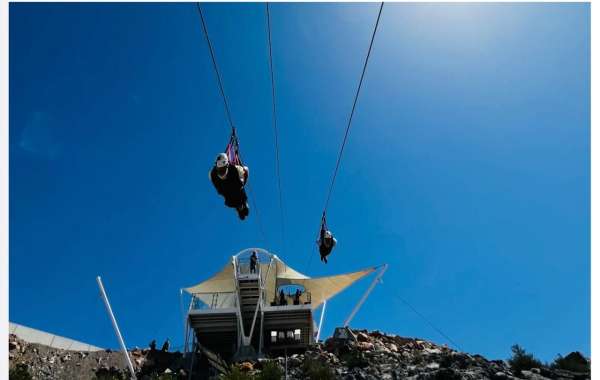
(8, 334, 185, 380)
(8, 330, 591, 380)
(277, 329, 590, 380)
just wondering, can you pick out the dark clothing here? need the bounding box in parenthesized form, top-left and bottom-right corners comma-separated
(161, 340, 170, 352)
(149, 340, 156, 351)
(320, 251, 328, 264)
(319, 242, 334, 256)
(293, 290, 301, 305)
(210, 166, 248, 209)
(250, 253, 258, 274)
(279, 290, 287, 306)
(318, 229, 336, 263)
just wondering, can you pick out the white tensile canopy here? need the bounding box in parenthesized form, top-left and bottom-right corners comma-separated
(184, 255, 376, 310)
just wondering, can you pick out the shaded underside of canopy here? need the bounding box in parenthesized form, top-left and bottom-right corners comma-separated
(277, 267, 376, 309)
(184, 254, 376, 310)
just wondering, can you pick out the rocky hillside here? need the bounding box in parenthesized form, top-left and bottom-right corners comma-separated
(8, 330, 591, 380)
(9, 334, 186, 380)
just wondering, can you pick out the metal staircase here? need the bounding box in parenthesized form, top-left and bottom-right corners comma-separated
(238, 277, 260, 335)
(232, 256, 265, 360)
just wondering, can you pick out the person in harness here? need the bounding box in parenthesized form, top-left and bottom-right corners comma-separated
(316, 215, 336, 264)
(317, 229, 337, 263)
(209, 152, 250, 220)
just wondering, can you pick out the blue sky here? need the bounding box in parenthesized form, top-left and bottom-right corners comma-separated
(9, 2, 589, 361)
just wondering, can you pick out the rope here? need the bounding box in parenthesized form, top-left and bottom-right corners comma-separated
(266, 3, 286, 249)
(305, 249, 315, 274)
(322, 2, 384, 214)
(392, 293, 463, 351)
(195, 3, 269, 246)
(196, 3, 235, 131)
(246, 182, 269, 248)
(307, 3, 384, 273)
(305, 213, 328, 272)
(238, 148, 269, 247)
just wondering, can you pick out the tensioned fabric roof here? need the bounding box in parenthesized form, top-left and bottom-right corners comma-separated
(184, 255, 376, 310)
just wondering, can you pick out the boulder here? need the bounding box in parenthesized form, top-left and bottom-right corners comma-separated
(424, 347, 442, 355)
(374, 343, 389, 353)
(426, 362, 440, 370)
(239, 361, 254, 372)
(357, 342, 374, 351)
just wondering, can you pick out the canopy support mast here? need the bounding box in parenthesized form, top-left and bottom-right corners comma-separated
(343, 264, 388, 327)
(96, 276, 137, 380)
(316, 300, 327, 342)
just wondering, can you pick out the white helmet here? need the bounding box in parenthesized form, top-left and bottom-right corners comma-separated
(324, 230, 332, 239)
(215, 153, 229, 168)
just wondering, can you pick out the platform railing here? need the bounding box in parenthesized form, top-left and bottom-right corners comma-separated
(190, 291, 237, 310)
(269, 291, 312, 306)
(235, 256, 262, 277)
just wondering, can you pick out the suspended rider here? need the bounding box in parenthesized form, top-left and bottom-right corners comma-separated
(317, 227, 337, 264)
(209, 152, 250, 220)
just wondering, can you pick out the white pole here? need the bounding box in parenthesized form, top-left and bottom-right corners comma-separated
(343, 264, 388, 327)
(316, 300, 327, 342)
(180, 289, 186, 328)
(96, 276, 137, 380)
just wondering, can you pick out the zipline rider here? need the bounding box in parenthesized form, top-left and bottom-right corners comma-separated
(209, 152, 250, 220)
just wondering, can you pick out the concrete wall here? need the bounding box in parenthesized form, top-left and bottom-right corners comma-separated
(9, 322, 103, 352)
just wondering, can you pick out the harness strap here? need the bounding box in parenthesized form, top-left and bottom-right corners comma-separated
(319, 212, 328, 241)
(224, 128, 242, 166)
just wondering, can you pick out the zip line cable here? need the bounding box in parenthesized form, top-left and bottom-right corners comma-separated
(345, 265, 462, 351)
(266, 3, 286, 250)
(196, 3, 235, 131)
(393, 293, 463, 351)
(196, 3, 268, 245)
(322, 2, 384, 215)
(304, 220, 323, 272)
(239, 149, 270, 248)
(246, 182, 269, 248)
(306, 2, 384, 273)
